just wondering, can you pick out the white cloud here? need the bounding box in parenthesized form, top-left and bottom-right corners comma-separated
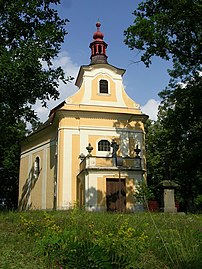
(141, 99, 160, 121)
(34, 51, 79, 122)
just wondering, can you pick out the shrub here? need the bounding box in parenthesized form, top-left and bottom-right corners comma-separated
(1, 210, 202, 268)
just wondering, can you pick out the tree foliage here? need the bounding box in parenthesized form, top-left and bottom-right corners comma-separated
(158, 74, 202, 210)
(125, 0, 202, 211)
(124, 0, 201, 74)
(0, 0, 70, 208)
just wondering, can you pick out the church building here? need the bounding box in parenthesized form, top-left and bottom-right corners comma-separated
(18, 22, 148, 212)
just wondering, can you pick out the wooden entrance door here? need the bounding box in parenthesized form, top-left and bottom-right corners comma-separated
(106, 178, 126, 212)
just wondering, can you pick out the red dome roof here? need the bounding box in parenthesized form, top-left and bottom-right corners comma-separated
(93, 22, 104, 40)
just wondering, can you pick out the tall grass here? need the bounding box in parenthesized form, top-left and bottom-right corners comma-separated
(0, 209, 202, 268)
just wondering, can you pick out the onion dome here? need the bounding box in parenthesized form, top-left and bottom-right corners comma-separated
(93, 22, 104, 40)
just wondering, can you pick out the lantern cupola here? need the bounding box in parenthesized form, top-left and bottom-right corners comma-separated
(90, 22, 108, 64)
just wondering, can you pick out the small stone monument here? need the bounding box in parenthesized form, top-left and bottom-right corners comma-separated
(160, 180, 179, 213)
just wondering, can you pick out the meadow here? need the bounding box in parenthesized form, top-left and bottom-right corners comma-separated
(0, 209, 202, 269)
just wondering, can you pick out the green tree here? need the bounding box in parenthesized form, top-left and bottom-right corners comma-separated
(124, 0, 201, 74)
(158, 74, 202, 211)
(124, 0, 202, 211)
(144, 119, 166, 203)
(0, 0, 71, 209)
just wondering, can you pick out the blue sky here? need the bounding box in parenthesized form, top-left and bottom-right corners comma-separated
(35, 0, 172, 121)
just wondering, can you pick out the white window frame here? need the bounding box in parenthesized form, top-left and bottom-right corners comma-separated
(96, 139, 112, 157)
(98, 79, 110, 95)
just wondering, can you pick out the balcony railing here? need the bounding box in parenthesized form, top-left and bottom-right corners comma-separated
(79, 156, 142, 172)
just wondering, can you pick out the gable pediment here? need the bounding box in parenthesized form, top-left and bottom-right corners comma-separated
(66, 63, 140, 111)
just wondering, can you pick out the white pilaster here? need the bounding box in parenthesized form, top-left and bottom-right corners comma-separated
(42, 147, 47, 209)
(85, 173, 98, 211)
(28, 154, 32, 208)
(62, 130, 72, 209)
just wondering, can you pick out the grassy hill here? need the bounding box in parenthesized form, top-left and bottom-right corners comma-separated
(0, 209, 202, 268)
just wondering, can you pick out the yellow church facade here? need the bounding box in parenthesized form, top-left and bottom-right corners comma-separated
(18, 22, 148, 212)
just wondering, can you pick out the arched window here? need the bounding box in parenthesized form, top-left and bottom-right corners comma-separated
(34, 157, 40, 176)
(99, 79, 108, 94)
(98, 140, 110, 151)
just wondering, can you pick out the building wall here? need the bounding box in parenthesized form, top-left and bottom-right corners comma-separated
(56, 110, 145, 210)
(19, 116, 145, 211)
(19, 63, 147, 211)
(79, 170, 142, 212)
(46, 144, 56, 209)
(19, 127, 57, 210)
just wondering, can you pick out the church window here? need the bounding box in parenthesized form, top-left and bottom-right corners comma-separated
(98, 140, 110, 151)
(99, 79, 108, 94)
(34, 156, 40, 176)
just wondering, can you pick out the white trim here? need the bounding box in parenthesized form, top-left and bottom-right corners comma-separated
(83, 169, 142, 179)
(85, 174, 98, 211)
(120, 131, 129, 157)
(80, 129, 89, 157)
(62, 130, 73, 208)
(82, 78, 91, 103)
(81, 100, 125, 107)
(58, 102, 141, 112)
(85, 172, 90, 207)
(56, 131, 60, 209)
(28, 154, 32, 208)
(58, 126, 143, 133)
(83, 67, 123, 81)
(115, 79, 126, 107)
